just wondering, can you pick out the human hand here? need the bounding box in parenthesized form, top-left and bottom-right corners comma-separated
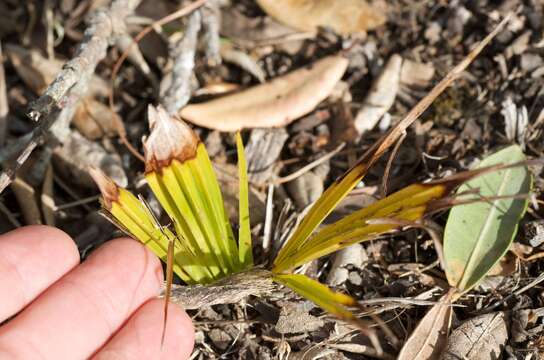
(0, 225, 194, 359)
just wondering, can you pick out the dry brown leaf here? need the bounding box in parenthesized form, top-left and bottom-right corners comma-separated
(11, 177, 42, 225)
(73, 99, 123, 140)
(354, 54, 402, 136)
(442, 312, 508, 360)
(40, 164, 56, 226)
(6, 45, 115, 141)
(180, 55, 348, 131)
(256, 0, 386, 35)
(397, 290, 454, 360)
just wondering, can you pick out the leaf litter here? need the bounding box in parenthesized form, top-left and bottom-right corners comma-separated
(1, 1, 544, 359)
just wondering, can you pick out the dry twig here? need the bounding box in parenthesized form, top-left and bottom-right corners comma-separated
(0, 0, 142, 194)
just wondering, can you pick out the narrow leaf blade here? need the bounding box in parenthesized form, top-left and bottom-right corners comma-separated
(272, 18, 509, 273)
(236, 132, 253, 268)
(273, 274, 357, 319)
(274, 182, 449, 272)
(273, 274, 383, 352)
(444, 145, 532, 292)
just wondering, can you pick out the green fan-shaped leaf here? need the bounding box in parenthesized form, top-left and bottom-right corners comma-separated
(444, 145, 532, 292)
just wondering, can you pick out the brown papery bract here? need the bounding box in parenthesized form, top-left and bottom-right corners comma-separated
(88, 167, 119, 209)
(144, 105, 200, 173)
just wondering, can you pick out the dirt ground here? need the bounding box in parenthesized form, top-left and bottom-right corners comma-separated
(1, 0, 543, 359)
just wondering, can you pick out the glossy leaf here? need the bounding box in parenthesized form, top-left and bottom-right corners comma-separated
(444, 145, 531, 292)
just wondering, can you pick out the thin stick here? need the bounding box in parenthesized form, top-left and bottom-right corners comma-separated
(358, 14, 512, 174)
(273, 143, 345, 185)
(262, 184, 275, 252)
(53, 194, 100, 211)
(29, 0, 142, 120)
(479, 271, 544, 314)
(161, 238, 175, 347)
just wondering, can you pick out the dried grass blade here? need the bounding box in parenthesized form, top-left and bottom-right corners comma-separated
(161, 237, 175, 347)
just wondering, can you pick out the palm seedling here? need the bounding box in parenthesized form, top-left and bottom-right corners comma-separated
(90, 18, 511, 352)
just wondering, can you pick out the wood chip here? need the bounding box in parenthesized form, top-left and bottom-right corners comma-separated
(354, 54, 402, 136)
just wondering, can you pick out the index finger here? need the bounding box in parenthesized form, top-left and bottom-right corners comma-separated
(0, 225, 79, 323)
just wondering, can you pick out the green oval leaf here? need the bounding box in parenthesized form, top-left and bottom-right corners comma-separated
(444, 145, 532, 292)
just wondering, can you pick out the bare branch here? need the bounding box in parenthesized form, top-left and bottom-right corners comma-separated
(0, 0, 141, 194)
(28, 0, 141, 121)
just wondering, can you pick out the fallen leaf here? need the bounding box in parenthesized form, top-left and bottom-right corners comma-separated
(73, 99, 123, 140)
(443, 145, 532, 292)
(180, 55, 348, 131)
(354, 54, 402, 136)
(442, 312, 508, 360)
(286, 171, 324, 209)
(255, 0, 386, 35)
(397, 290, 454, 360)
(11, 177, 42, 225)
(40, 164, 55, 226)
(6, 45, 116, 141)
(213, 162, 266, 226)
(326, 244, 367, 286)
(246, 128, 288, 183)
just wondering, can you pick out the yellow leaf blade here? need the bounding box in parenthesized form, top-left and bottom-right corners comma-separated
(274, 183, 448, 272)
(272, 16, 510, 273)
(236, 132, 253, 268)
(193, 144, 241, 269)
(273, 274, 356, 319)
(146, 167, 225, 279)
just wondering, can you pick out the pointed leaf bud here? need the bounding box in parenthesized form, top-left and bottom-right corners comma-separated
(144, 105, 199, 173)
(89, 167, 119, 209)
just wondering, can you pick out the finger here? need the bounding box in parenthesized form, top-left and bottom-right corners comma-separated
(0, 225, 79, 323)
(0, 238, 163, 360)
(92, 298, 194, 360)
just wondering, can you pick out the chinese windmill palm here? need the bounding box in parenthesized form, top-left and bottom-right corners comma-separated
(91, 18, 510, 339)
